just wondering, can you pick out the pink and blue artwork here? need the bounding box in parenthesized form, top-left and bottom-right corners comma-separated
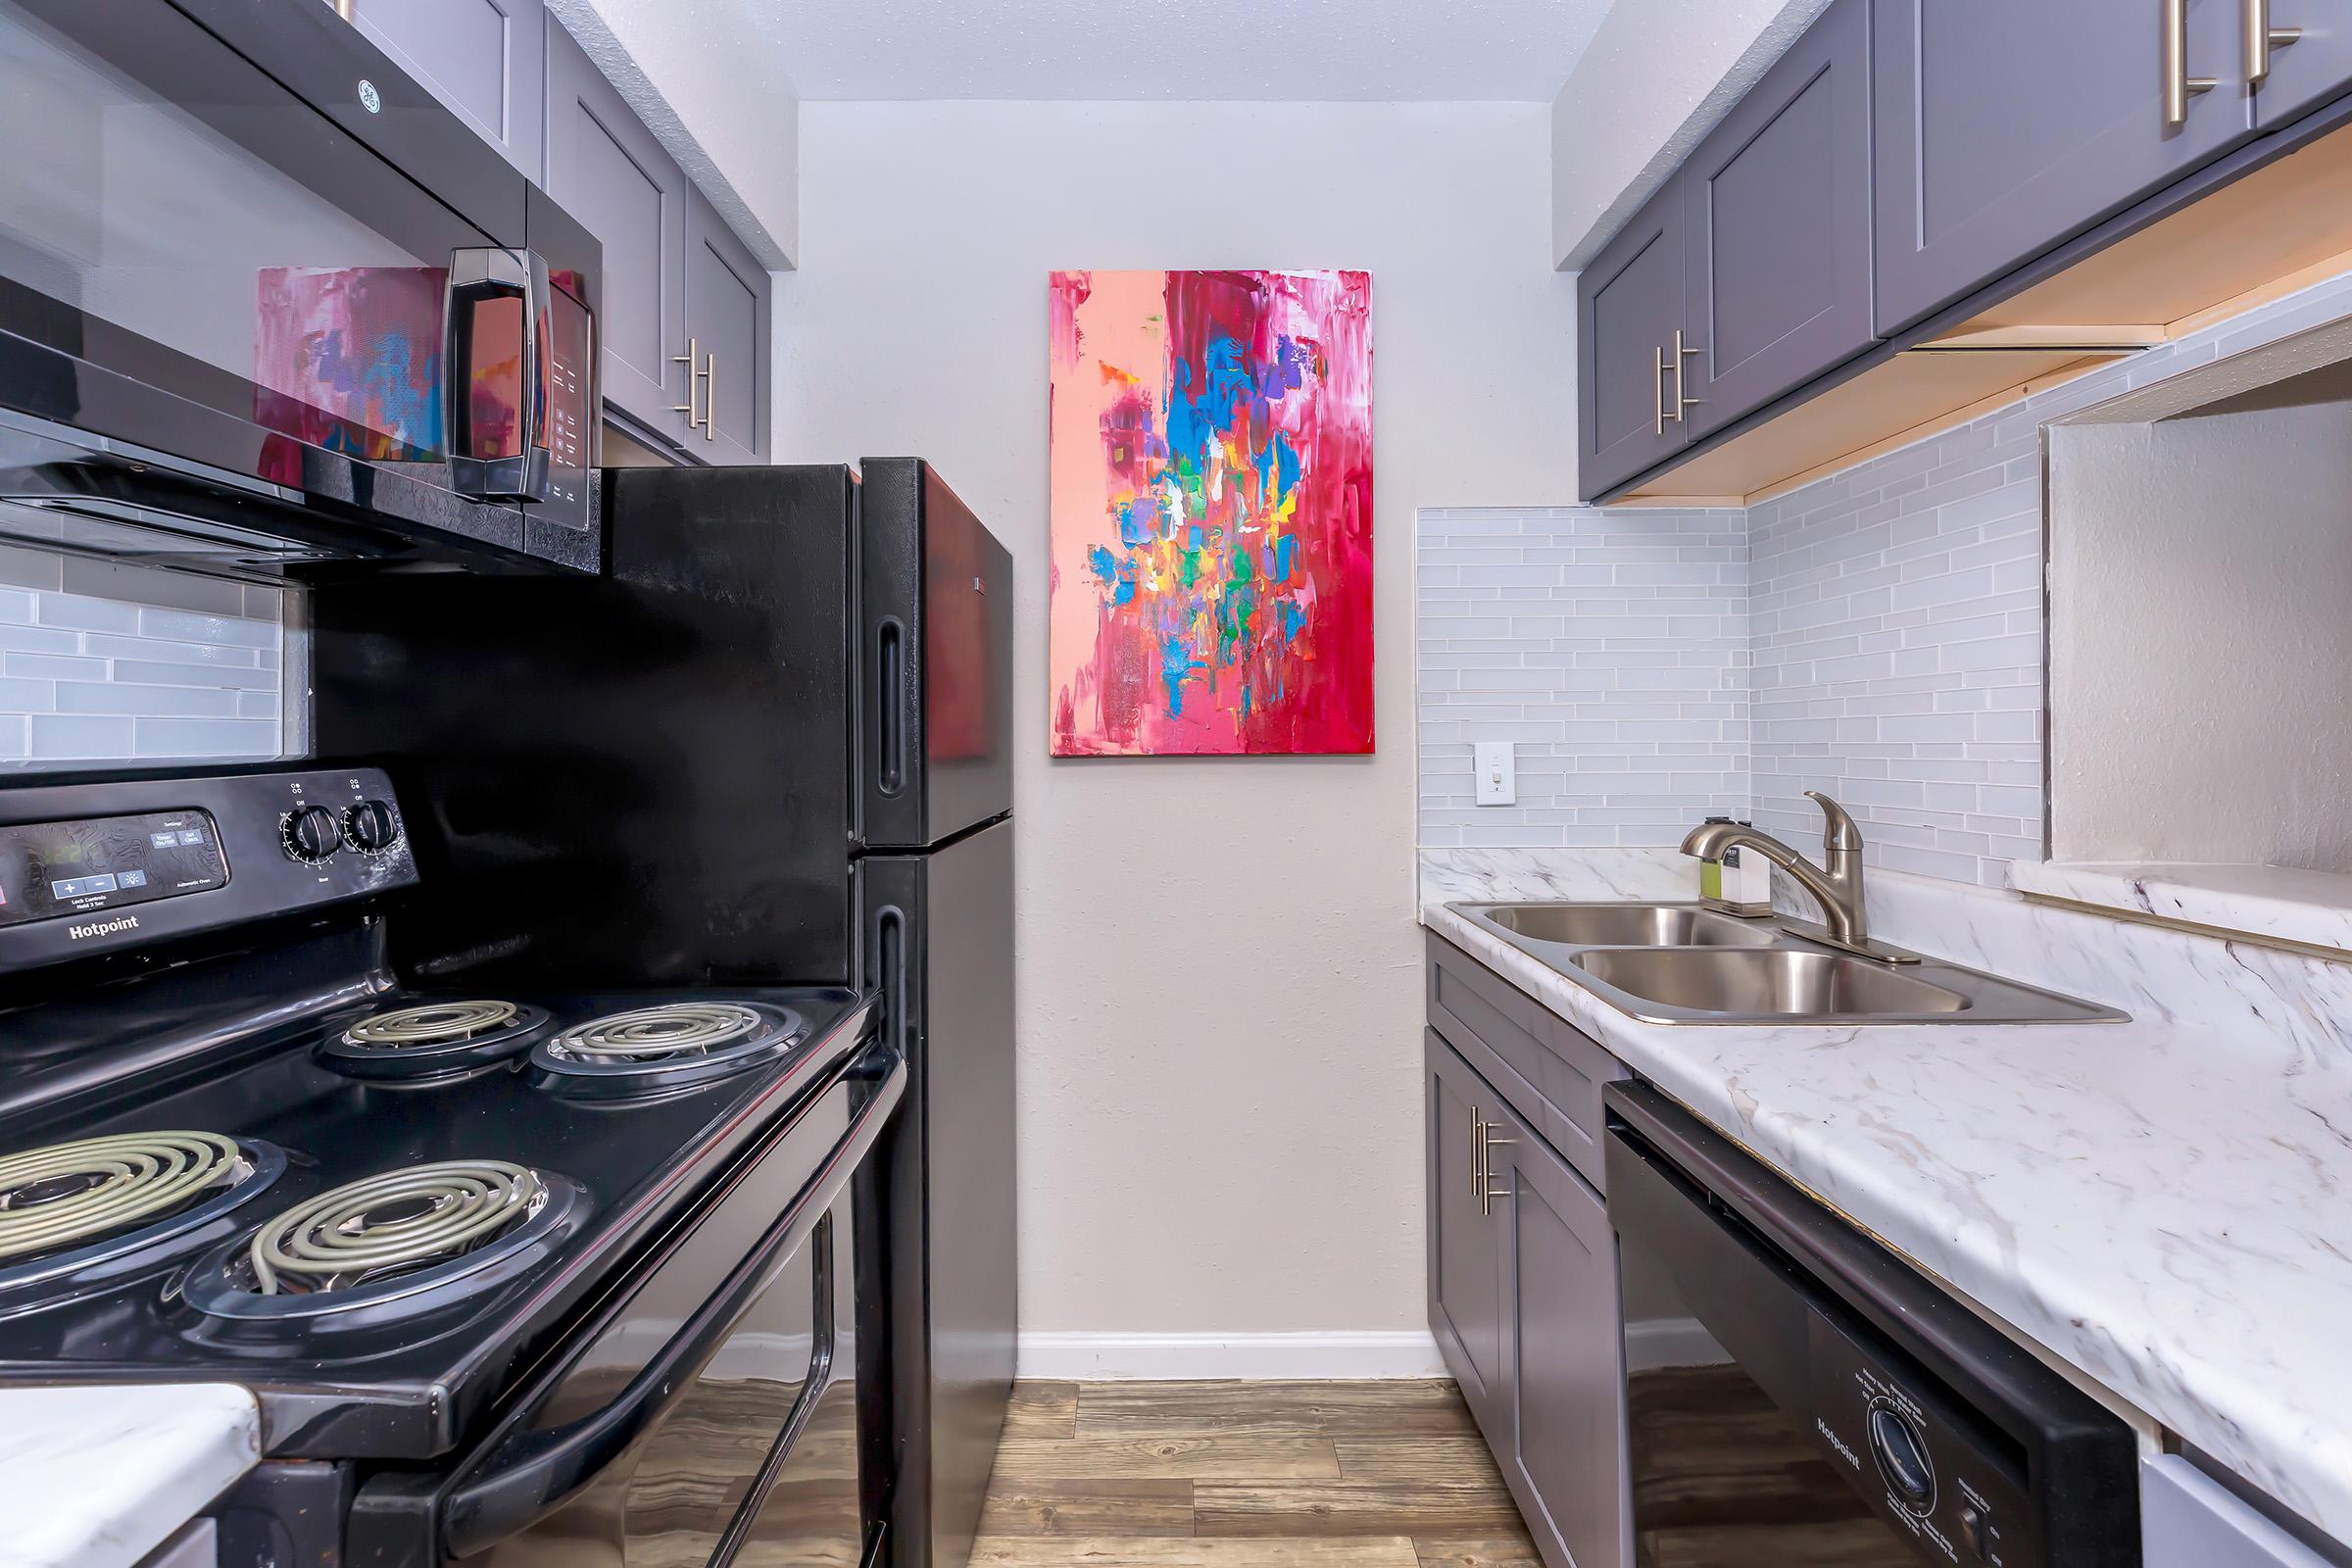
(1049, 269, 1374, 757)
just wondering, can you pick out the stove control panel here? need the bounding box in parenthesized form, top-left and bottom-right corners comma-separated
(0, 809, 227, 928)
(0, 768, 418, 971)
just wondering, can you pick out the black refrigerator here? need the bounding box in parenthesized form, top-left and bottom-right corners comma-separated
(310, 458, 1017, 1568)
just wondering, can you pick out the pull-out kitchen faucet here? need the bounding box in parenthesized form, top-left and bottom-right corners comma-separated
(1681, 792, 1917, 963)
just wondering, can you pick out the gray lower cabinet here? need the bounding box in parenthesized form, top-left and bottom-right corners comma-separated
(1427, 1007, 1629, 1568)
(683, 187, 773, 465)
(2141, 1455, 2336, 1567)
(1496, 1107, 1630, 1568)
(345, 0, 545, 174)
(543, 17, 693, 450)
(1681, 0, 1876, 440)
(1577, 178, 1688, 500)
(1872, 0, 2255, 336)
(2253, 4, 2352, 130)
(1426, 1030, 1507, 1436)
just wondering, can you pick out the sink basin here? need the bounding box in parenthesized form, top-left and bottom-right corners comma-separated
(1441, 898, 2129, 1024)
(1570, 948, 1972, 1019)
(1465, 904, 1781, 948)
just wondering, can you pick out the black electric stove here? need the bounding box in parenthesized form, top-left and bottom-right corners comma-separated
(0, 767, 900, 1566)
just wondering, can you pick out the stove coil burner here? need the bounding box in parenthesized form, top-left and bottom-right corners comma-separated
(344, 1001, 522, 1049)
(0, 1131, 284, 1310)
(182, 1158, 584, 1323)
(532, 1003, 804, 1093)
(319, 1000, 550, 1080)
(0, 1132, 250, 1263)
(251, 1159, 544, 1296)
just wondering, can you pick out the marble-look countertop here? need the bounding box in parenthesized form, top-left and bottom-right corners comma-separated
(0, 1385, 258, 1568)
(1418, 851, 2352, 1547)
(2010, 858, 2352, 956)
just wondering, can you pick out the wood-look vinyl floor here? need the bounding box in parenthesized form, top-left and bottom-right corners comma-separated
(974, 1381, 1542, 1568)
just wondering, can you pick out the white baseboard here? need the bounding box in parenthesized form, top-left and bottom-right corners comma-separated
(1017, 1331, 1447, 1381)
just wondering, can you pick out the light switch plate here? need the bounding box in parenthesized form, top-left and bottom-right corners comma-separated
(1474, 741, 1515, 806)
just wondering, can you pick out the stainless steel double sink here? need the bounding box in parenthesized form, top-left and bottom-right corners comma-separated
(1451, 903, 2127, 1026)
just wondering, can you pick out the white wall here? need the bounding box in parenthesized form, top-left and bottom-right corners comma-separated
(552, 0, 799, 267)
(1550, 0, 1828, 270)
(2049, 373, 2352, 873)
(774, 101, 1575, 1363)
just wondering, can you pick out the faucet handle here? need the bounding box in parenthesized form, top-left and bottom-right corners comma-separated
(1804, 790, 1864, 853)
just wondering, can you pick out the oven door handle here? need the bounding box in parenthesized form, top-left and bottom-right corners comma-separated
(435, 1042, 906, 1559)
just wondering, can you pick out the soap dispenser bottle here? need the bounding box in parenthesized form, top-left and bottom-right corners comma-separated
(1698, 818, 1775, 917)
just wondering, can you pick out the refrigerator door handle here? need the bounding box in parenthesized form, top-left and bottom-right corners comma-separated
(874, 904, 908, 1053)
(875, 617, 908, 799)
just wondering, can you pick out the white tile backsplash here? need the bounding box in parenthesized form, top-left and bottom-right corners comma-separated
(1417, 507, 1748, 849)
(0, 548, 287, 767)
(1418, 266, 2352, 890)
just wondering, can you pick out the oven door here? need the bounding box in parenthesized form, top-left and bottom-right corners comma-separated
(0, 0, 596, 575)
(348, 1041, 904, 1568)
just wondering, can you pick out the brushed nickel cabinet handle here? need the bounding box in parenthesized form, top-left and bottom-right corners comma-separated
(2167, 0, 2218, 124)
(671, 337, 705, 430)
(1671, 328, 1706, 424)
(1479, 1123, 1515, 1217)
(2247, 0, 2302, 84)
(703, 352, 717, 441)
(1653, 345, 1669, 436)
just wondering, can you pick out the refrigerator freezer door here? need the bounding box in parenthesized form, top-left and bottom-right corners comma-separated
(862, 818, 1016, 1568)
(860, 460, 1014, 851)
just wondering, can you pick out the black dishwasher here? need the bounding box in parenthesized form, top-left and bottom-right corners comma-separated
(1604, 1083, 2140, 1568)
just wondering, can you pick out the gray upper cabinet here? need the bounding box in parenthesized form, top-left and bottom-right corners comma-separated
(1873, 0, 2255, 335)
(544, 17, 692, 449)
(1426, 1030, 1508, 1441)
(683, 187, 773, 465)
(346, 0, 545, 174)
(1497, 1109, 1629, 1568)
(1682, 0, 1875, 441)
(1577, 179, 1688, 500)
(2252, 5, 2352, 129)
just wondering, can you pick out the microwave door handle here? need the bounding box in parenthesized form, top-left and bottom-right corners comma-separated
(445, 248, 554, 504)
(434, 1043, 906, 1559)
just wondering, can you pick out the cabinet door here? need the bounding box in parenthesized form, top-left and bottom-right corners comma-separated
(1874, 0, 2255, 335)
(543, 18, 691, 446)
(1576, 178, 1687, 500)
(1426, 1031, 1507, 1443)
(2253, 4, 2352, 129)
(684, 186, 773, 465)
(345, 0, 545, 174)
(1498, 1116, 1629, 1568)
(1683, 0, 1876, 440)
(2141, 1455, 2335, 1568)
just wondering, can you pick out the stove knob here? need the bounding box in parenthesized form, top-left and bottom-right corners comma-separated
(284, 806, 342, 863)
(342, 800, 400, 854)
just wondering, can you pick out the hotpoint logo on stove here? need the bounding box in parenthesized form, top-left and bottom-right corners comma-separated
(67, 915, 140, 941)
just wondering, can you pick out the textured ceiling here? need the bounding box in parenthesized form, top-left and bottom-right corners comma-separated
(745, 0, 1614, 101)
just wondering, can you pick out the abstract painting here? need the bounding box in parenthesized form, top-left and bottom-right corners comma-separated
(1049, 269, 1373, 757)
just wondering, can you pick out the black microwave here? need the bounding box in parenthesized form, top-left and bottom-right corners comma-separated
(0, 0, 602, 578)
